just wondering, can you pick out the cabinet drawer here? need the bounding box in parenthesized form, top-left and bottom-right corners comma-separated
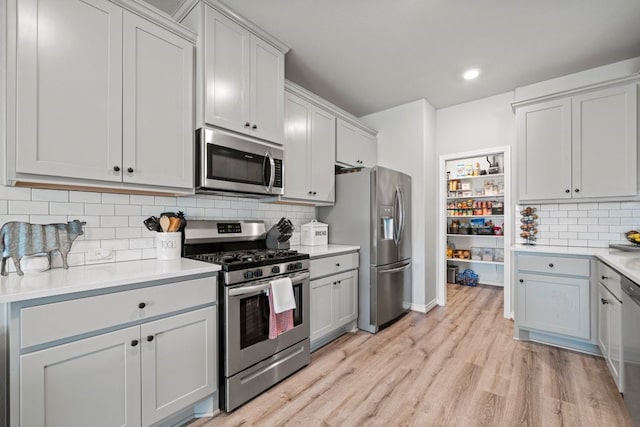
(20, 277, 217, 348)
(597, 261, 622, 301)
(310, 252, 358, 280)
(517, 254, 590, 277)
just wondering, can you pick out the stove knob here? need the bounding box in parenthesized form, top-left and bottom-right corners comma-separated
(271, 266, 280, 274)
(255, 269, 263, 277)
(287, 264, 294, 271)
(244, 271, 254, 280)
(296, 262, 303, 269)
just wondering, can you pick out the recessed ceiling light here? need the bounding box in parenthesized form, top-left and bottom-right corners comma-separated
(463, 68, 480, 80)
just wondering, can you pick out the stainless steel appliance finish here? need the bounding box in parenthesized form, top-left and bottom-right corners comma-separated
(195, 127, 284, 197)
(622, 275, 640, 423)
(182, 220, 310, 412)
(319, 166, 412, 333)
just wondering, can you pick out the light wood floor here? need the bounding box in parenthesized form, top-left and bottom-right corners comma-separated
(188, 284, 632, 426)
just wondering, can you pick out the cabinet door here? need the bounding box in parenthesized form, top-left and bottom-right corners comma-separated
(122, 12, 194, 189)
(310, 277, 335, 342)
(309, 107, 336, 203)
(335, 271, 358, 325)
(598, 282, 610, 357)
(284, 92, 311, 199)
(141, 307, 216, 426)
(15, 0, 123, 182)
(516, 98, 572, 200)
(516, 273, 590, 339)
(251, 35, 285, 144)
(204, 7, 250, 134)
(609, 295, 623, 391)
(20, 326, 141, 427)
(358, 131, 377, 167)
(336, 119, 361, 167)
(572, 84, 637, 198)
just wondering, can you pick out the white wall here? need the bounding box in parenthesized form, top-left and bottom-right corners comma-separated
(436, 91, 516, 156)
(361, 99, 437, 310)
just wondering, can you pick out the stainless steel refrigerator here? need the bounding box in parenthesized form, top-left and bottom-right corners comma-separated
(318, 166, 411, 333)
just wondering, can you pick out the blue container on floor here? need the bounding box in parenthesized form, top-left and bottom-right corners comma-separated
(457, 268, 479, 287)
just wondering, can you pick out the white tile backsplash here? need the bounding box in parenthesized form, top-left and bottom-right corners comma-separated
(0, 187, 317, 272)
(519, 202, 640, 247)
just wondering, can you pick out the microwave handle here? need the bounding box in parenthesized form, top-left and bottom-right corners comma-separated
(263, 151, 275, 192)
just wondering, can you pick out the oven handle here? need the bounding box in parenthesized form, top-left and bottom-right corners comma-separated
(228, 272, 310, 297)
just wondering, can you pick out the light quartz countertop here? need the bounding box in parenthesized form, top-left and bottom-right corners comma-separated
(292, 244, 360, 258)
(0, 258, 220, 304)
(512, 244, 640, 284)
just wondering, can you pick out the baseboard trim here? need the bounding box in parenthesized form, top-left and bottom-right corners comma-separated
(410, 299, 438, 314)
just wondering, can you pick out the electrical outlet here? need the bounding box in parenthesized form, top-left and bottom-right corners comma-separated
(87, 249, 113, 261)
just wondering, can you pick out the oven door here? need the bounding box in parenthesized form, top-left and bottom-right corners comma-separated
(225, 271, 310, 377)
(197, 127, 283, 195)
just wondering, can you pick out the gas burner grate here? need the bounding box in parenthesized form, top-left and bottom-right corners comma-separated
(191, 249, 300, 266)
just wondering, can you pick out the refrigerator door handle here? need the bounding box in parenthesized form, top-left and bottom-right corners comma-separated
(379, 261, 411, 274)
(393, 185, 400, 245)
(395, 185, 405, 244)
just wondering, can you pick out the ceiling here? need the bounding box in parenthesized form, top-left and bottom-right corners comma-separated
(149, 0, 640, 117)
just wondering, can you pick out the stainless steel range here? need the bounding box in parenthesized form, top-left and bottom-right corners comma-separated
(183, 220, 310, 412)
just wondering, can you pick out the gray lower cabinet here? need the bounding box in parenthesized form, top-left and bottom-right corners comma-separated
(310, 252, 358, 350)
(11, 277, 217, 427)
(515, 253, 594, 348)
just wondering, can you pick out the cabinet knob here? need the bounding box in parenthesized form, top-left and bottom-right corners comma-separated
(574, 188, 580, 193)
(131, 340, 139, 347)
(127, 167, 134, 173)
(602, 275, 609, 280)
(601, 298, 609, 305)
(146, 335, 154, 342)
(565, 189, 570, 193)
(519, 279, 524, 283)
(245, 122, 251, 128)
(336, 263, 340, 267)
(138, 302, 146, 309)
(548, 263, 554, 268)
(113, 166, 121, 172)
(308, 191, 313, 195)
(312, 191, 317, 195)
(252, 124, 258, 130)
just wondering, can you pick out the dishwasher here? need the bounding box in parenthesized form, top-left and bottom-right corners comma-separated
(622, 275, 640, 424)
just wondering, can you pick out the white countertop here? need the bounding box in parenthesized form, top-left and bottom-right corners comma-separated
(292, 244, 360, 258)
(512, 244, 640, 284)
(0, 258, 220, 304)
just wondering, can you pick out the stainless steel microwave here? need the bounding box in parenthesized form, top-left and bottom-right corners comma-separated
(195, 127, 284, 197)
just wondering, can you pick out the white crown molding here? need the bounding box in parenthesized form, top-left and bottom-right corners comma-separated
(173, 0, 289, 54)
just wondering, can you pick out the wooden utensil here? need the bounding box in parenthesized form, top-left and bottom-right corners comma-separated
(168, 217, 181, 232)
(159, 215, 170, 232)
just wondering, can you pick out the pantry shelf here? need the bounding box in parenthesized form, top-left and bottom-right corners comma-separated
(446, 234, 504, 238)
(446, 258, 504, 266)
(447, 195, 504, 200)
(447, 173, 504, 181)
(447, 215, 504, 218)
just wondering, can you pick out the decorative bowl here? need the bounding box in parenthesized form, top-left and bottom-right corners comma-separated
(625, 230, 640, 245)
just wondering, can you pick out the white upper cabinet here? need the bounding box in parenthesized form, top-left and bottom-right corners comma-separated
(122, 12, 194, 189)
(516, 83, 637, 201)
(11, 0, 195, 192)
(283, 90, 335, 204)
(336, 118, 377, 168)
(572, 85, 637, 199)
(184, 4, 285, 144)
(15, 0, 124, 183)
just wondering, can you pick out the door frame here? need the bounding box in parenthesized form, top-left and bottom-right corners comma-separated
(436, 146, 513, 319)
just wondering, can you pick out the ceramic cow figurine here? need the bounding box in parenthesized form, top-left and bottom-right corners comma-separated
(0, 220, 86, 276)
